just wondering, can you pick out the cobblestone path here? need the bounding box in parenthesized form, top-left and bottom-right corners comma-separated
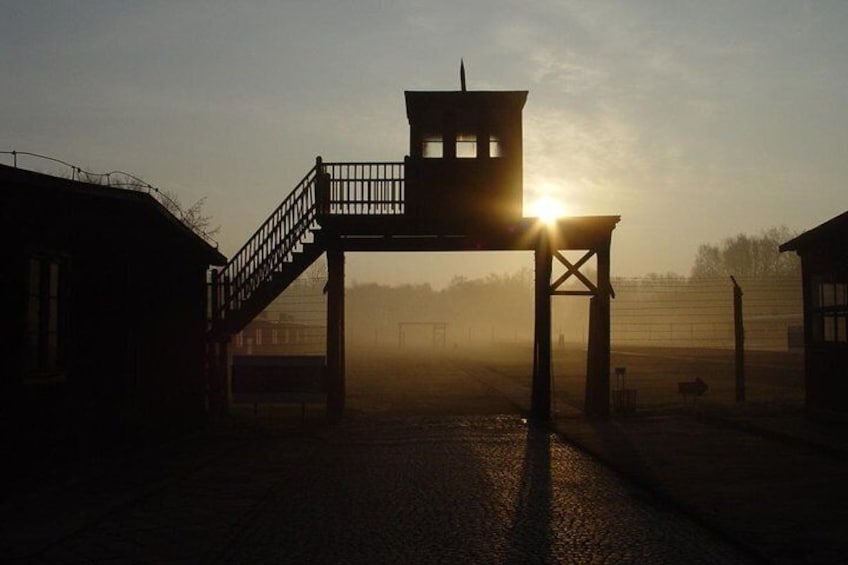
(14, 347, 765, 564)
(218, 416, 754, 564)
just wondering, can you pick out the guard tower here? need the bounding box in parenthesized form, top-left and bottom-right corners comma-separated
(208, 76, 620, 423)
(404, 89, 527, 231)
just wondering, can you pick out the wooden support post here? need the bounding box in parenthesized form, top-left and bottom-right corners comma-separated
(217, 338, 230, 416)
(585, 242, 611, 418)
(207, 269, 220, 415)
(210, 268, 220, 325)
(731, 276, 745, 403)
(532, 230, 553, 421)
(326, 246, 346, 422)
(208, 342, 223, 416)
(340, 261, 346, 405)
(315, 155, 330, 215)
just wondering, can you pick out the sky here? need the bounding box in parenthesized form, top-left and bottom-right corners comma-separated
(3, 1, 848, 288)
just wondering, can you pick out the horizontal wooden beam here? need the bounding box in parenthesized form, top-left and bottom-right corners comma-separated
(552, 290, 597, 296)
(316, 215, 621, 253)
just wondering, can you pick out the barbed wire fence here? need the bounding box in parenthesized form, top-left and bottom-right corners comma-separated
(610, 276, 803, 351)
(1, 150, 219, 246)
(549, 274, 807, 412)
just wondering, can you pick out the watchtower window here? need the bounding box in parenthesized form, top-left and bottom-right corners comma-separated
(422, 135, 443, 158)
(489, 135, 503, 158)
(456, 134, 477, 158)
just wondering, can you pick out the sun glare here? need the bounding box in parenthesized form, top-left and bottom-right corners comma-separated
(529, 196, 566, 225)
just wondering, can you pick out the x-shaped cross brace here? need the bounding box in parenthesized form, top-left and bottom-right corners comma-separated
(549, 250, 615, 298)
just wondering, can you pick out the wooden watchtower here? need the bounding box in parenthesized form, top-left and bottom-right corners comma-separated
(404, 89, 527, 230)
(209, 78, 620, 422)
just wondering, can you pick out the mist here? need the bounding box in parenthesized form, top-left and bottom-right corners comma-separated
(235, 260, 802, 359)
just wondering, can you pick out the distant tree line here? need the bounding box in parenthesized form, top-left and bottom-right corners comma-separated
(340, 225, 801, 348)
(346, 269, 567, 346)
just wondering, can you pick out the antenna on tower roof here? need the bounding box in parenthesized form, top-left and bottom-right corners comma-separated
(460, 59, 467, 92)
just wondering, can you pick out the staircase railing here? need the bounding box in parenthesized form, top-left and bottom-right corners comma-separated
(210, 158, 406, 333)
(212, 161, 320, 325)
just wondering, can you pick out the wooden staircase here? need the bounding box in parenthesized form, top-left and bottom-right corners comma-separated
(209, 158, 404, 338)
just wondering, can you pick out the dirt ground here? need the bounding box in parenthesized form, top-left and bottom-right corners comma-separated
(327, 341, 806, 419)
(229, 341, 805, 424)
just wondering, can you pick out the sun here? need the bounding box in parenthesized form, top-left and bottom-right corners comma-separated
(529, 195, 567, 225)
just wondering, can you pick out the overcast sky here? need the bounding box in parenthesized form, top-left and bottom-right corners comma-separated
(4, 1, 848, 287)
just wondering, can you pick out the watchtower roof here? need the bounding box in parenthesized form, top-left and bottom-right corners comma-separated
(404, 90, 528, 121)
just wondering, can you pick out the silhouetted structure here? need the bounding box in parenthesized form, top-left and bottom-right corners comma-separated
(0, 165, 225, 459)
(209, 83, 620, 421)
(398, 322, 447, 348)
(405, 90, 526, 230)
(780, 211, 848, 416)
(232, 318, 324, 356)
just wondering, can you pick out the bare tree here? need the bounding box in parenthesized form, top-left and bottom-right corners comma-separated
(76, 170, 219, 241)
(157, 188, 220, 240)
(691, 226, 799, 279)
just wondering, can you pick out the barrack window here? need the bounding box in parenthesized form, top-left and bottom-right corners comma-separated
(812, 276, 848, 344)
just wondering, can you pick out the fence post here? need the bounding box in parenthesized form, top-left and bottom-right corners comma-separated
(731, 275, 745, 403)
